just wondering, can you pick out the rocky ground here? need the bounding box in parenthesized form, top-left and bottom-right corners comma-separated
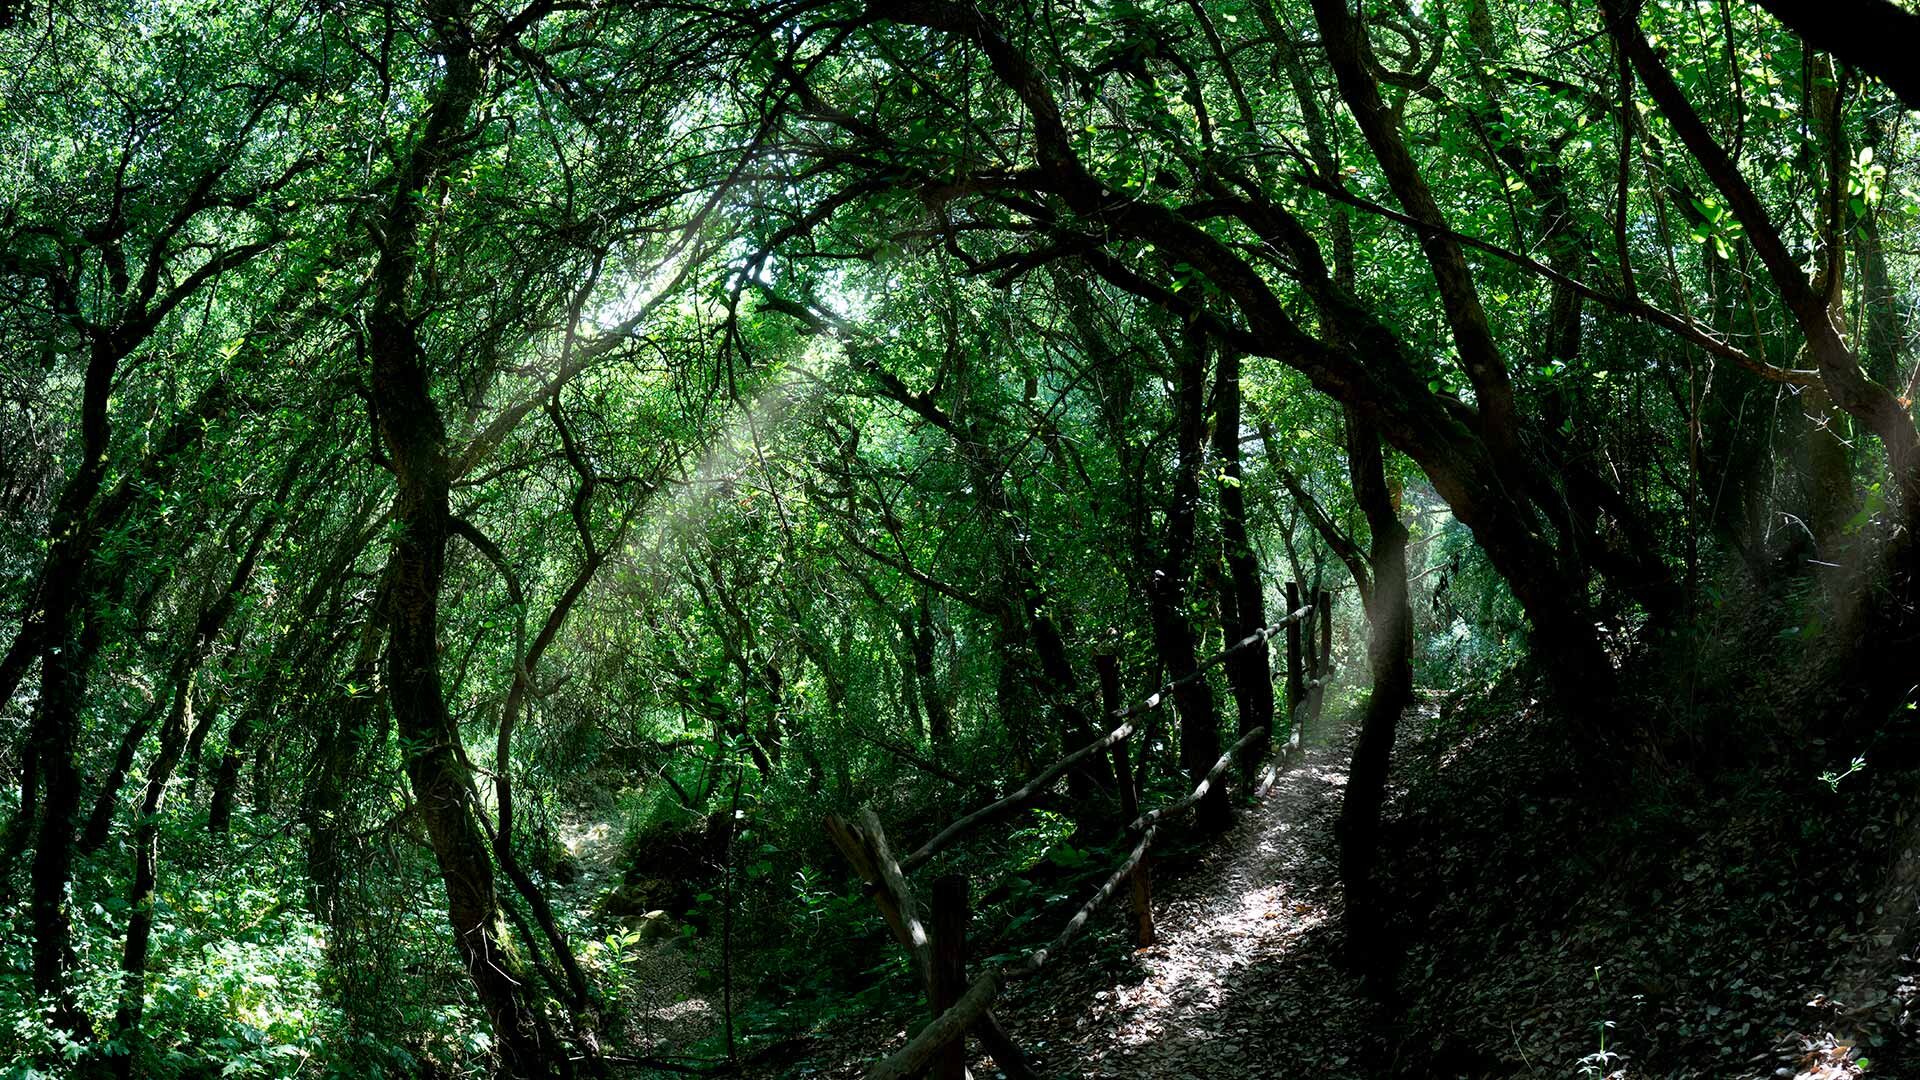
(556, 809, 733, 1061)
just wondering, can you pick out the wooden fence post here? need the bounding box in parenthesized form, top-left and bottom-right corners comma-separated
(1317, 587, 1333, 673)
(1302, 592, 1320, 682)
(931, 874, 970, 1080)
(825, 812, 1040, 1080)
(1306, 585, 1334, 725)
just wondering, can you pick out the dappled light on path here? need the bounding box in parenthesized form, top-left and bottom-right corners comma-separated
(1004, 733, 1382, 1078)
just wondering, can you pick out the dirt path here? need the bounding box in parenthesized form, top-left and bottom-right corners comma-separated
(732, 723, 1389, 1079)
(991, 724, 1385, 1078)
(555, 810, 727, 1056)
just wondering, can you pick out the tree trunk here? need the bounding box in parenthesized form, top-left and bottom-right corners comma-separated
(0, 728, 39, 904)
(1151, 326, 1230, 830)
(1857, 189, 1901, 387)
(1211, 346, 1275, 778)
(301, 578, 388, 928)
(28, 601, 100, 1039)
(80, 701, 160, 854)
(930, 874, 970, 1080)
(108, 481, 286, 1073)
(361, 7, 563, 1071)
(111, 679, 198, 1076)
(1284, 581, 1307, 725)
(1097, 654, 1155, 947)
(208, 681, 273, 833)
(1335, 410, 1414, 994)
(847, 339, 1100, 784)
(26, 334, 128, 1039)
(372, 340, 559, 1074)
(913, 598, 951, 755)
(214, 501, 380, 833)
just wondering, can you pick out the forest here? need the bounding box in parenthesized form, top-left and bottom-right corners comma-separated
(2, 0, 1919, 1075)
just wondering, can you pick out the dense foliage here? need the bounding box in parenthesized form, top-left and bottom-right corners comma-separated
(2, 0, 1918, 1075)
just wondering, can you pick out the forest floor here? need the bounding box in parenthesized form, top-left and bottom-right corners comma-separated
(556, 808, 735, 1059)
(729, 684, 1917, 1080)
(988, 722, 1388, 1078)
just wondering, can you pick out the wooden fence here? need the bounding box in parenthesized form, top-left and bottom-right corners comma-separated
(827, 586, 1334, 1079)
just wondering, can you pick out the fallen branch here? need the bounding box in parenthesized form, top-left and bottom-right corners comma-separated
(825, 812, 931, 980)
(827, 811, 1039, 1080)
(865, 972, 1003, 1080)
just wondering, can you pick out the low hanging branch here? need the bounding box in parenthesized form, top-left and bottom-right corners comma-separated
(898, 603, 1313, 874)
(1292, 171, 1817, 387)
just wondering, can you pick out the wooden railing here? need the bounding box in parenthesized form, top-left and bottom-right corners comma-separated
(827, 589, 1334, 1079)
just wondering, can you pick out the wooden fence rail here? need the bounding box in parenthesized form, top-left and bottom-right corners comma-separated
(860, 723, 1278, 1080)
(899, 602, 1316, 874)
(832, 588, 1335, 1079)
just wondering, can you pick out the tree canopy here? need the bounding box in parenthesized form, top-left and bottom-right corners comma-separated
(2, 0, 1918, 1075)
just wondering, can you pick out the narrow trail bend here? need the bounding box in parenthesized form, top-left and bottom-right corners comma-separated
(994, 725, 1386, 1077)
